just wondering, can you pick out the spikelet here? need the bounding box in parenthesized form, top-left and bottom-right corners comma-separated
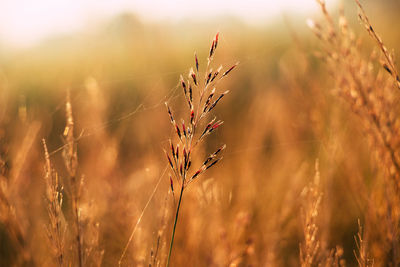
(165, 32, 238, 188)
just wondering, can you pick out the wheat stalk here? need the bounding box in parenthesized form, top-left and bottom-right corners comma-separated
(62, 91, 83, 267)
(43, 138, 66, 267)
(300, 160, 322, 267)
(309, 0, 400, 264)
(354, 219, 374, 267)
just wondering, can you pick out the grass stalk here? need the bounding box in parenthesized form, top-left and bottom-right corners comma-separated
(164, 33, 236, 266)
(72, 188, 83, 267)
(166, 184, 184, 267)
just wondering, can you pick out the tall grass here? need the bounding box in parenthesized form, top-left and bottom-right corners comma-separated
(309, 0, 400, 264)
(0, 0, 400, 266)
(163, 33, 237, 266)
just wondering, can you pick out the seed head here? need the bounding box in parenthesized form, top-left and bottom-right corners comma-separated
(189, 68, 197, 85)
(194, 52, 199, 72)
(222, 62, 239, 77)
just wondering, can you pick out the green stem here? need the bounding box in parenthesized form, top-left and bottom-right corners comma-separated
(166, 184, 184, 267)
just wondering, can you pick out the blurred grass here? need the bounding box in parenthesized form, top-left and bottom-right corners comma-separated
(0, 2, 400, 266)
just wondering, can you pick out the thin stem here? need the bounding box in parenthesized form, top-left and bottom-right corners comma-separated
(72, 180, 83, 267)
(166, 184, 184, 267)
(75, 207, 83, 267)
(118, 166, 167, 266)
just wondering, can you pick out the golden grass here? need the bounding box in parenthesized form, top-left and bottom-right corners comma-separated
(1, 0, 400, 266)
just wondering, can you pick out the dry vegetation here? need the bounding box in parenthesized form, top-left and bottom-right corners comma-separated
(1, 0, 400, 266)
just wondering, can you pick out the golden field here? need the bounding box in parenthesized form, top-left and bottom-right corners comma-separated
(1, 1, 400, 266)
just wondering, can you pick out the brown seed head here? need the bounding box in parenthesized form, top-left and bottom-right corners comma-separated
(222, 62, 239, 77)
(194, 52, 199, 72)
(189, 68, 197, 85)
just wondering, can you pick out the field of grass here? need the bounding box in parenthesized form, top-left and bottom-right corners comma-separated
(1, 1, 400, 266)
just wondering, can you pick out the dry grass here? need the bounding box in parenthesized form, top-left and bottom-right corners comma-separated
(1, 0, 400, 266)
(163, 33, 237, 267)
(309, 0, 400, 264)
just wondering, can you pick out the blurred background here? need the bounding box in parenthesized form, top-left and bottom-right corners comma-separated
(1, 0, 400, 266)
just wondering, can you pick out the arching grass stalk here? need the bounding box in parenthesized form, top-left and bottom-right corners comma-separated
(164, 33, 238, 267)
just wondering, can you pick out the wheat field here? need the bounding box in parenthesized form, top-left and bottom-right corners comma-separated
(1, 0, 400, 266)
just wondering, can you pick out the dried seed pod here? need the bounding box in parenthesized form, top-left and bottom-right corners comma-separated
(189, 68, 197, 86)
(208, 91, 229, 113)
(180, 75, 187, 95)
(200, 117, 217, 138)
(194, 52, 199, 72)
(182, 120, 187, 137)
(165, 150, 174, 169)
(203, 144, 226, 166)
(169, 139, 175, 159)
(209, 32, 219, 59)
(183, 148, 189, 170)
(206, 69, 213, 85)
(175, 124, 182, 140)
(175, 144, 179, 162)
(214, 144, 226, 155)
(211, 66, 222, 83)
(210, 120, 224, 132)
(170, 175, 174, 194)
(203, 88, 216, 113)
(165, 102, 175, 124)
(189, 84, 193, 103)
(209, 40, 215, 58)
(191, 166, 206, 180)
(206, 157, 222, 170)
(190, 108, 195, 126)
(214, 32, 219, 50)
(222, 62, 239, 77)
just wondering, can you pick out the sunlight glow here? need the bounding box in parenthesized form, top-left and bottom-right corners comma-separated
(0, 0, 337, 47)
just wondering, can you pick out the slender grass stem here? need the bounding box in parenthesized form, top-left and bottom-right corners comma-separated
(72, 176, 83, 267)
(166, 184, 184, 267)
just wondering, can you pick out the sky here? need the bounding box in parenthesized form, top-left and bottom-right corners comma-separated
(0, 0, 338, 48)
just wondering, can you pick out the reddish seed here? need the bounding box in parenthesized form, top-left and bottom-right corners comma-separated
(170, 140, 175, 158)
(206, 158, 221, 170)
(183, 149, 188, 167)
(192, 170, 201, 179)
(211, 72, 219, 83)
(189, 85, 193, 102)
(203, 123, 211, 133)
(203, 156, 213, 166)
(170, 177, 174, 193)
(166, 103, 175, 123)
(206, 71, 212, 85)
(214, 144, 226, 155)
(208, 92, 228, 113)
(190, 110, 195, 125)
(182, 121, 186, 137)
(195, 53, 199, 72)
(222, 63, 239, 77)
(180, 75, 186, 93)
(210, 40, 215, 58)
(175, 125, 181, 139)
(204, 88, 215, 112)
(191, 72, 197, 85)
(165, 152, 173, 169)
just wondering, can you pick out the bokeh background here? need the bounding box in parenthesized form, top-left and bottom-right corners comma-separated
(1, 0, 400, 266)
